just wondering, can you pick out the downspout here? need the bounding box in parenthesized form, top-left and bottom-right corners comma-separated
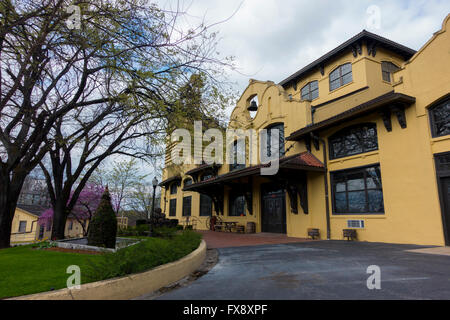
(311, 133, 331, 240)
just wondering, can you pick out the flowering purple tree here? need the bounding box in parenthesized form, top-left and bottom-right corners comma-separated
(39, 184, 105, 237)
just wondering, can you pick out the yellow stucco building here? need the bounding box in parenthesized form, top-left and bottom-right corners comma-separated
(160, 14, 450, 246)
(10, 204, 87, 243)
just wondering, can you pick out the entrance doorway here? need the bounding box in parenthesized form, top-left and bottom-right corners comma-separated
(261, 183, 286, 233)
(435, 152, 450, 245)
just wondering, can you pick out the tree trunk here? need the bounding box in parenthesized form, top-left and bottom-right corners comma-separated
(51, 200, 68, 240)
(0, 176, 25, 249)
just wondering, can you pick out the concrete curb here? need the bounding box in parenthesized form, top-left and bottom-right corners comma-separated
(10, 240, 206, 300)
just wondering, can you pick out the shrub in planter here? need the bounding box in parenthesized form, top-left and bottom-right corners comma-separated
(153, 226, 177, 238)
(87, 187, 117, 248)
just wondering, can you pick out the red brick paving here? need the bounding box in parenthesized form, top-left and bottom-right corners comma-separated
(197, 230, 313, 248)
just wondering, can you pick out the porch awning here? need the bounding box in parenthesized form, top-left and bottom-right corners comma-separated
(159, 175, 181, 187)
(286, 91, 416, 141)
(183, 151, 324, 192)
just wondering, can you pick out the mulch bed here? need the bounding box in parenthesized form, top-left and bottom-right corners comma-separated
(43, 247, 103, 255)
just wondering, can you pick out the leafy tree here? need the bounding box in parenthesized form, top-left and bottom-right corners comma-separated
(87, 187, 117, 248)
(38, 183, 104, 236)
(0, 0, 234, 247)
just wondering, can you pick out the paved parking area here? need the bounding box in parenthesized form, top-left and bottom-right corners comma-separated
(197, 230, 312, 248)
(157, 241, 450, 300)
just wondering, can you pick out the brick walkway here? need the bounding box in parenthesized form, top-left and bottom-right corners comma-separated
(197, 230, 312, 248)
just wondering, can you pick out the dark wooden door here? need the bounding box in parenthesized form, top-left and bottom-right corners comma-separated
(439, 177, 450, 245)
(261, 184, 286, 233)
(435, 152, 450, 245)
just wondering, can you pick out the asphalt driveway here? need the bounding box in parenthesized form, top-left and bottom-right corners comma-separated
(156, 241, 450, 300)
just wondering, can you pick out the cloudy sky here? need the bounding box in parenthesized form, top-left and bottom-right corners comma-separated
(160, 0, 449, 98)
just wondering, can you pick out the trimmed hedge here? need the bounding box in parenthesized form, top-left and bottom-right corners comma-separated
(85, 230, 202, 282)
(87, 188, 118, 248)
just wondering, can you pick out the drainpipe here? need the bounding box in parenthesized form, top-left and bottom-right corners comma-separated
(311, 133, 331, 240)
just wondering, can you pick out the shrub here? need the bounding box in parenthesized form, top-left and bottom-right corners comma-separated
(152, 226, 177, 238)
(84, 230, 202, 282)
(87, 188, 117, 248)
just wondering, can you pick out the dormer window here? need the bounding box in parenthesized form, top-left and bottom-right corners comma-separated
(301, 81, 319, 101)
(381, 61, 400, 82)
(329, 63, 352, 91)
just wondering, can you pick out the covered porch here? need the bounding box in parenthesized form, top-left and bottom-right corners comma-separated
(183, 152, 325, 235)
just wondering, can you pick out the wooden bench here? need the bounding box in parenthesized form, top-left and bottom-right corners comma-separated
(343, 229, 357, 241)
(307, 228, 320, 240)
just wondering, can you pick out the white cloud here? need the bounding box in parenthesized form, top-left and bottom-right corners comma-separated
(158, 0, 449, 97)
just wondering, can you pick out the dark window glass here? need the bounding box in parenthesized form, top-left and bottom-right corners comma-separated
(200, 194, 213, 216)
(182, 196, 192, 216)
(331, 165, 384, 214)
(329, 123, 378, 159)
(381, 61, 400, 82)
(169, 199, 177, 216)
(301, 81, 319, 101)
(183, 178, 192, 187)
(230, 140, 246, 171)
(266, 123, 285, 157)
(429, 97, 450, 137)
(329, 63, 352, 91)
(201, 171, 214, 181)
(68, 221, 73, 230)
(18, 221, 27, 232)
(170, 183, 177, 194)
(229, 193, 246, 216)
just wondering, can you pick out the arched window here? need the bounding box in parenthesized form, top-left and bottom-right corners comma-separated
(429, 97, 450, 137)
(329, 63, 352, 91)
(229, 192, 246, 216)
(381, 61, 400, 82)
(329, 123, 378, 160)
(230, 139, 246, 171)
(265, 123, 285, 157)
(183, 178, 192, 187)
(301, 81, 319, 101)
(170, 183, 178, 195)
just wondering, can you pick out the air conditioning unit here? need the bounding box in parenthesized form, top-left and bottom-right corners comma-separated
(347, 220, 365, 229)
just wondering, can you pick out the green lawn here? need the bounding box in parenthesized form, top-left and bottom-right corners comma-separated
(0, 231, 201, 299)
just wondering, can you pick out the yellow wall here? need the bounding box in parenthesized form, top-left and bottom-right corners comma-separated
(160, 15, 450, 246)
(10, 208, 39, 243)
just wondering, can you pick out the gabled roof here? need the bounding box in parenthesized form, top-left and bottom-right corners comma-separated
(16, 204, 47, 217)
(279, 30, 416, 87)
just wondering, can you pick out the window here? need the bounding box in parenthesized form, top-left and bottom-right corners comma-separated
(169, 199, 177, 216)
(229, 192, 246, 216)
(301, 81, 319, 101)
(201, 171, 214, 181)
(230, 140, 246, 171)
(381, 61, 400, 82)
(331, 164, 384, 214)
(182, 196, 192, 216)
(200, 194, 213, 216)
(18, 221, 27, 233)
(265, 123, 285, 157)
(329, 63, 352, 91)
(429, 97, 450, 138)
(184, 178, 192, 187)
(68, 221, 73, 230)
(170, 183, 178, 195)
(329, 123, 378, 160)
